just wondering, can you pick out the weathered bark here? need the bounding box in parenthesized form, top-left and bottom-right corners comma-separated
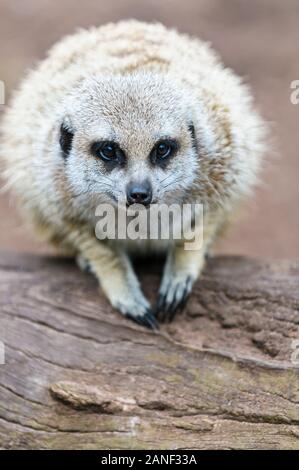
(0, 252, 298, 450)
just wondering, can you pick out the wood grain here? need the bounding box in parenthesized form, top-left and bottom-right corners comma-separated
(0, 253, 298, 449)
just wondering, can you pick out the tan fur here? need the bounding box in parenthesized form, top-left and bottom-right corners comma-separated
(0, 21, 266, 327)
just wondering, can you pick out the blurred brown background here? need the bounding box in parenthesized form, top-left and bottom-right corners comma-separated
(0, 0, 298, 259)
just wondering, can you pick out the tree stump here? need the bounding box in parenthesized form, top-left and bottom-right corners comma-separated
(0, 252, 298, 449)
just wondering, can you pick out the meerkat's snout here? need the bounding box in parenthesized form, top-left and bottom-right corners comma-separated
(126, 180, 152, 207)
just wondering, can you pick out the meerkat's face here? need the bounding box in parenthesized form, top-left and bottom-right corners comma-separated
(58, 74, 210, 212)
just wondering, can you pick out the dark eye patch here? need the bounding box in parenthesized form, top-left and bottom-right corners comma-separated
(59, 123, 74, 158)
(90, 141, 126, 169)
(149, 139, 179, 168)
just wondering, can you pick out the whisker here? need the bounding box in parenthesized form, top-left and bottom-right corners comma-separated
(71, 181, 115, 199)
(162, 177, 183, 190)
(159, 173, 173, 185)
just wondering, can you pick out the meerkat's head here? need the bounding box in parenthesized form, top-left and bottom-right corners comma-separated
(57, 72, 215, 214)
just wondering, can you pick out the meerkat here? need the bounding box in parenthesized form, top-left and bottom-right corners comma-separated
(0, 21, 265, 329)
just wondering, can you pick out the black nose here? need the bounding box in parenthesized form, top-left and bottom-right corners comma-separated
(126, 180, 152, 206)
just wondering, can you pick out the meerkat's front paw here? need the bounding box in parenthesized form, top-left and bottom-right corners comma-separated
(156, 273, 195, 323)
(76, 254, 91, 273)
(77, 245, 159, 330)
(114, 294, 159, 330)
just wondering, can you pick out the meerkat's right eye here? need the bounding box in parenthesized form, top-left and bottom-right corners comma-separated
(90, 141, 125, 165)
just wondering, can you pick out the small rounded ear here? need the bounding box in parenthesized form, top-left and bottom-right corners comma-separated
(188, 121, 199, 156)
(188, 122, 196, 141)
(59, 122, 74, 158)
(190, 107, 217, 158)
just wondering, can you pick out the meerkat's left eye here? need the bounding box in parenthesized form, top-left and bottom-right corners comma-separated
(150, 139, 178, 165)
(157, 142, 172, 158)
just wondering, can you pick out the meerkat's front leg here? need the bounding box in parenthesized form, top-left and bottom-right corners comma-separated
(68, 229, 158, 329)
(156, 244, 205, 322)
(156, 220, 217, 322)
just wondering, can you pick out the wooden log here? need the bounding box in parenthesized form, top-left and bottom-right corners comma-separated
(0, 252, 298, 450)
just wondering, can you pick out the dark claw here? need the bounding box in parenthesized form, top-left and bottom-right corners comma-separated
(143, 308, 160, 330)
(155, 298, 165, 321)
(84, 261, 91, 273)
(156, 276, 193, 323)
(156, 292, 167, 315)
(155, 281, 172, 319)
(125, 308, 159, 330)
(168, 282, 191, 322)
